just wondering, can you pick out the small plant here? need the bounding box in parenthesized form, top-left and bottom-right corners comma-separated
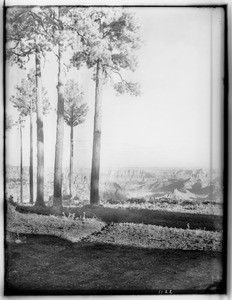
(15, 232, 21, 243)
(68, 212, 76, 220)
(202, 200, 211, 205)
(107, 198, 123, 205)
(170, 199, 179, 205)
(159, 198, 179, 205)
(181, 200, 196, 206)
(158, 198, 170, 204)
(127, 198, 146, 205)
(6, 194, 17, 206)
(148, 198, 156, 204)
(62, 194, 72, 200)
(185, 206, 196, 210)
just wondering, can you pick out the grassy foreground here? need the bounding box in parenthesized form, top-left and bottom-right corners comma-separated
(7, 205, 222, 251)
(15, 204, 222, 231)
(5, 204, 224, 294)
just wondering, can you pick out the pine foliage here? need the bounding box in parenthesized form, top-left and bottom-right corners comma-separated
(64, 80, 88, 128)
(9, 69, 50, 117)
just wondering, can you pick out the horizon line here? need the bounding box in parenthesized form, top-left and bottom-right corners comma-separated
(5, 164, 221, 171)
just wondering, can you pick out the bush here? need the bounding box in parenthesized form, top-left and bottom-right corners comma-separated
(184, 205, 197, 210)
(202, 201, 210, 205)
(62, 194, 71, 200)
(148, 198, 156, 204)
(181, 200, 196, 206)
(164, 198, 178, 205)
(6, 194, 17, 206)
(127, 198, 146, 205)
(170, 199, 178, 205)
(107, 198, 123, 205)
(158, 198, 179, 205)
(101, 190, 127, 204)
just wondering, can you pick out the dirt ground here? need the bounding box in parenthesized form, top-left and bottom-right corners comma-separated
(5, 234, 224, 295)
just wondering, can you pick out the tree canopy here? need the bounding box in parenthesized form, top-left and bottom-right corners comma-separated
(9, 69, 50, 117)
(70, 7, 142, 95)
(64, 80, 88, 128)
(5, 115, 16, 131)
(6, 7, 58, 67)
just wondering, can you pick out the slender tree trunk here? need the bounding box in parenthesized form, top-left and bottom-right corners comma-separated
(35, 50, 45, 207)
(90, 62, 103, 205)
(53, 21, 64, 208)
(29, 97, 34, 204)
(20, 122, 23, 204)
(69, 124, 74, 197)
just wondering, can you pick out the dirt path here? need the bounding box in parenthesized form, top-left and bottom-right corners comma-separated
(5, 234, 224, 295)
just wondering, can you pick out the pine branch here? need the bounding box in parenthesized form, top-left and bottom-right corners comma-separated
(9, 48, 34, 57)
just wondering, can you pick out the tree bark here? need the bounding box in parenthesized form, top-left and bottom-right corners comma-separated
(29, 97, 34, 204)
(90, 62, 103, 205)
(35, 50, 45, 207)
(20, 122, 23, 204)
(53, 21, 64, 208)
(69, 124, 74, 197)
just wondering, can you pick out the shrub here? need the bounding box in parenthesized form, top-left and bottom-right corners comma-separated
(202, 201, 210, 205)
(101, 189, 127, 204)
(158, 198, 179, 205)
(6, 194, 17, 206)
(127, 198, 146, 205)
(62, 194, 71, 200)
(107, 198, 123, 205)
(181, 200, 196, 206)
(148, 198, 156, 204)
(184, 205, 197, 210)
(170, 199, 178, 205)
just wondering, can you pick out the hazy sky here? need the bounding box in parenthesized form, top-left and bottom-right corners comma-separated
(5, 7, 224, 170)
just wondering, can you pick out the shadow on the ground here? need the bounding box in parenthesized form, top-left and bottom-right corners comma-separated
(15, 205, 222, 231)
(5, 234, 224, 295)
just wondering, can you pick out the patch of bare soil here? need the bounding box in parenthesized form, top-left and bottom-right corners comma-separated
(5, 234, 224, 295)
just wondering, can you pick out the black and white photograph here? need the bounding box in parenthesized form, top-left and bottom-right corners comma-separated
(4, 1, 228, 295)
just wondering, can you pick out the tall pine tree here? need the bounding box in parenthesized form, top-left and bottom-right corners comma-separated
(9, 70, 50, 204)
(70, 7, 141, 205)
(64, 80, 88, 198)
(6, 7, 55, 207)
